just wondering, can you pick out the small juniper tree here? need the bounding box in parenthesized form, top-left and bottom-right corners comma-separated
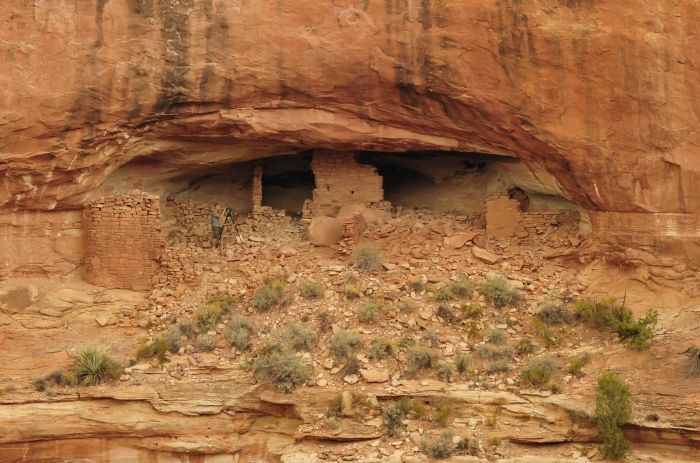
(595, 371, 632, 459)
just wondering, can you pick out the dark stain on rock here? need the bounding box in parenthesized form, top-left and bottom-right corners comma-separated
(127, 0, 155, 18)
(199, 0, 232, 105)
(153, 0, 194, 114)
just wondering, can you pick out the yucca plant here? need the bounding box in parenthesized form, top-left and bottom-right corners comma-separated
(74, 347, 121, 386)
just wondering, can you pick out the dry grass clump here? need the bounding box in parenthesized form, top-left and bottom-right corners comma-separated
(283, 322, 317, 352)
(567, 352, 591, 378)
(437, 305, 460, 325)
(358, 300, 383, 323)
(330, 330, 363, 360)
(228, 315, 254, 351)
(475, 344, 512, 361)
(484, 327, 506, 345)
(454, 353, 474, 377)
(687, 347, 700, 378)
(399, 299, 417, 313)
(195, 303, 224, 331)
(536, 301, 572, 325)
(432, 286, 455, 302)
(450, 274, 473, 298)
(479, 275, 522, 308)
(368, 337, 396, 360)
(136, 336, 170, 363)
(423, 431, 456, 459)
(343, 284, 361, 300)
(353, 243, 384, 272)
(300, 279, 325, 299)
(253, 349, 311, 393)
(34, 370, 75, 391)
(194, 333, 216, 352)
(406, 344, 438, 375)
(252, 275, 290, 311)
(437, 362, 455, 382)
(521, 356, 558, 388)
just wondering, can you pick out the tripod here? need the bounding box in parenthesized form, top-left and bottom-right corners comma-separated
(219, 208, 242, 247)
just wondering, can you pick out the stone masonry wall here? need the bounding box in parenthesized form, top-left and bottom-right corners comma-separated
(84, 192, 165, 290)
(309, 151, 384, 217)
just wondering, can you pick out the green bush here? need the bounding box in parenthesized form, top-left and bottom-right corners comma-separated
(136, 337, 170, 363)
(330, 330, 363, 359)
(195, 303, 224, 331)
(368, 337, 396, 360)
(283, 323, 317, 352)
(252, 275, 289, 311)
(382, 401, 407, 436)
(253, 349, 311, 393)
(435, 405, 451, 426)
(595, 371, 632, 459)
(460, 304, 482, 319)
(475, 344, 512, 360)
(536, 301, 572, 325)
(353, 243, 384, 272)
(479, 275, 522, 308)
(423, 432, 456, 459)
(358, 300, 383, 323)
(399, 299, 417, 313)
(300, 280, 324, 299)
(688, 347, 700, 378)
(454, 353, 474, 376)
(436, 362, 455, 382)
(228, 315, 254, 351)
(521, 356, 557, 388)
(33, 369, 75, 391)
(485, 327, 506, 345)
(74, 347, 121, 386)
(567, 352, 591, 378)
(576, 298, 657, 349)
(437, 305, 460, 325)
(406, 344, 438, 375)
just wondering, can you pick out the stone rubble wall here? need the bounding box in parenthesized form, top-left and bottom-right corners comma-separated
(84, 192, 165, 290)
(309, 151, 384, 217)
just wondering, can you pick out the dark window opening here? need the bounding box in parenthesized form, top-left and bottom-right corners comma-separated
(261, 154, 315, 215)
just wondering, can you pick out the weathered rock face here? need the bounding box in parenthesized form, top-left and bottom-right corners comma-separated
(1, 0, 699, 268)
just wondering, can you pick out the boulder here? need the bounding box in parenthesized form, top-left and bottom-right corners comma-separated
(472, 246, 503, 265)
(360, 368, 390, 383)
(308, 216, 344, 247)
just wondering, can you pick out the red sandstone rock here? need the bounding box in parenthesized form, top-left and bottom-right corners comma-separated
(472, 246, 503, 265)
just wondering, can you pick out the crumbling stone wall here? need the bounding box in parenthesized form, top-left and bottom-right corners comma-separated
(251, 163, 263, 212)
(84, 192, 165, 290)
(309, 151, 384, 216)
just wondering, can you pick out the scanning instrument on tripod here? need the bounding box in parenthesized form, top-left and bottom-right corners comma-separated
(219, 207, 243, 245)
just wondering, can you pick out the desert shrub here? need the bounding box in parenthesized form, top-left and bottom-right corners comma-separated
(575, 298, 657, 349)
(194, 333, 216, 352)
(567, 352, 591, 378)
(486, 359, 510, 373)
(300, 280, 324, 299)
(488, 436, 502, 447)
(253, 349, 311, 393)
(406, 344, 438, 375)
(382, 401, 407, 436)
(595, 371, 632, 459)
(409, 279, 425, 292)
(136, 336, 170, 363)
(195, 303, 223, 331)
(475, 344, 512, 360)
(399, 397, 426, 418)
(435, 405, 451, 426)
(74, 347, 121, 386)
(343, 355, 361, 375)
(33, 369, 75, 391)
(399, 299, 417, 313)
(454, 353, 474, 376)
(424, 432, 456, 459)
(450, 274, 473, 298)
(252, 275, 289, 311)
(343, 284, 361, 300)
(516, 337, 536, 354)
(687, 347, 700, 378)
(432, 286, 455, 302)
(536, 301, 572, 325)
(479, 275, 522, 308)
(485, 327, 506, 345)
(358, 300, 383, 323)
(532, 318, 558, 348)
(330, 330, 363, 359)
(437, 305, 460, 325)
(521, 356, 558, 388)
(228, 315, 254, 351)
(368, 337, 396, 360)
(353, 243, 384, 272)
(436, 362, 455, 382)
(283, 323, 317, 352)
